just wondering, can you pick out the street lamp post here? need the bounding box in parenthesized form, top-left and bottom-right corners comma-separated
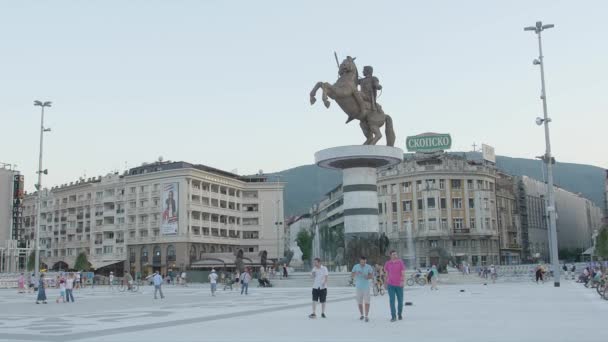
(524, 21, 560, 287)
(33, 100, 52, 281)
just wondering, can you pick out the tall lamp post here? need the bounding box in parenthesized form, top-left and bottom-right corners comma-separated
(33, 100, 52, 280)
(524, 21, 560, 287)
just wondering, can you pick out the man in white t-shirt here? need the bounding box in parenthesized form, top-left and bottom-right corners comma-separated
(309, 258, 329, 319)
(109, 272, 114, 290)
(209, 269, 218, 296)
(181, 272, 187, 286)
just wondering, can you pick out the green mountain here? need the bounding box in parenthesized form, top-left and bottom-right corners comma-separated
(269, 153, 606, 217)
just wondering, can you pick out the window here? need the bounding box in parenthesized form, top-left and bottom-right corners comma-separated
(416, 180, 423, 192)
(378, 203, 383, 214)
(453, 218, 464, 229)
(484, 198, 489, 210)
(470, 218, 476, 228)
(381, 185, 388, 195)
(417, 199, 423, 211)
(95, 248, 102, 255)
(469, 198, 475, 209)
(392, 202, 398, 213)
(103, 246, 113, 254)
(428, 218, 437, 230)
(440, 198, 446, 209)
(485, 218, 491, 229)
(452, 198, 462, 209)
(467, 179, 474, 190)
(402, 182, 412, 192)
(427, 198, 436, 209)
(430, 240, 438, 248)
(451, 179, 462, 189)
(167, 245, 176, 261)
(390, 184, 397, 194)
(425, 179, 436, 190)
(439, 179, 445, 190)
(441, 218, 448, 230)
(418, 219, 425, 230)
(402, 201, 412, 212)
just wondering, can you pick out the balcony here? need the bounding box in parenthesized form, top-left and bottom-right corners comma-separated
(507, 244, 521, 249)
(116, 238, 124, 244)
(127, 193, 137, 200)
(453, 228, 471, 234)
(94, 240, 103, 245)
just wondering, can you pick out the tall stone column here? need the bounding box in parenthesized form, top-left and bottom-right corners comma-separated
(315, 145, 403, 267)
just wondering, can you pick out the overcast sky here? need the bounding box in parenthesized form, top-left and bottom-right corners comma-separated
(1, 0, 606, 192)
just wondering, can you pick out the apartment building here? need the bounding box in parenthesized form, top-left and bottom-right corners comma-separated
(22, 161, 285, 276)
(377, 154, 501, 267)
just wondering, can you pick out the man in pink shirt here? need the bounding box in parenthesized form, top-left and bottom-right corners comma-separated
(384, 250, 405, 322)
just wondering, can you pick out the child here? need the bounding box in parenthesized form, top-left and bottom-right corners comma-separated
(56, 279, 66, 303)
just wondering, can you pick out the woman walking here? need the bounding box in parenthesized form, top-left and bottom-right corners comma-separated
(18, 273, 26, 293)
(430, 265, 439, 290)
(36, 273, 47, 304)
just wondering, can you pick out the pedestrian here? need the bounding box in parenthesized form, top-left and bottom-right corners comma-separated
(282, 264, 288, 279)
(181, 271, 187, 286)
(351, 256, 373, 322)
(152, 271, 165, 299)
(65, 273, 75, 303)
(36, 273, 47, 304)
(489, 264, 497, 284)
(56, 279, 66, 303)
(75, 272, 81, 289)
(535, 264, 543, 283)
(570, 264, 576, 280)
(28, 273, 36, 293)
(309, 258, 329, 319)
(384, 250, 405, 322)
(430, 264, 439, 290)
(18, 273, 25, 293)
(234, 270, 241, 291)
(109, 272, 114, 290)
(240, 268, 251, 295)
(209, 269, 218, 296)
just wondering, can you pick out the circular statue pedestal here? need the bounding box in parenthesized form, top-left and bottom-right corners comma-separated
(315, 145, 403, 266)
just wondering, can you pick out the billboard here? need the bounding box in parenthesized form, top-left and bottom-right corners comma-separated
(161, 182, 179, 235)
(482, 144, 496, 163)
(406, 133, 451, 153)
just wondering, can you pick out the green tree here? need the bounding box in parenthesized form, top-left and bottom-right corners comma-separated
(596, 225, 608, 259)
(74, 252, 91, 271)
(27, 250, 35, 272)
(296, 229, 313, 261)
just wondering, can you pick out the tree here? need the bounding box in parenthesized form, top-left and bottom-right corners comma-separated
(27, 250, 35, 272)
(596, 225, 608, 259)
(74, 252, 91, 271)
(296, 229, 313, 262)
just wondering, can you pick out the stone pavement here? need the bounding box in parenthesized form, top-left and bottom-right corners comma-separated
(0, 280, 606, 342)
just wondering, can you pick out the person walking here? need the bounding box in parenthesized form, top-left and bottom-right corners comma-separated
(234, 270, 241, 291)
(56, 279, 66, 303)
(153, 271, 165, 299)
(430, 264, 439, 290)
(351, 256, 374, 322)
(282, 264, 289, 279)
(209, 269, 218, 296)
(18, 273, 25, 293)
(65, 273, 75, 303)
(181, 271, 187, 286)
(309, 258, 329, 319)
(384, 250, 405, 322)
(109, 272, 115, 290)
(535, 264, 544, 283)
(240, 268, 251, 295)
(36, 273, 47, 304)
(28, 273, 36, 293)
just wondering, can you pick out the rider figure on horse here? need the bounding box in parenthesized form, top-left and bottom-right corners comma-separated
(359, 65, 383, 114)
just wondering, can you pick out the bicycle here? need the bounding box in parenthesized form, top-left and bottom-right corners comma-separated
(118, 280, 140, 293)
(406, 274, 427, 286)
(372, 280, 385, 296)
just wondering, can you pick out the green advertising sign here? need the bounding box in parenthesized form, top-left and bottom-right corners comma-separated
(406, 133, 452, 153)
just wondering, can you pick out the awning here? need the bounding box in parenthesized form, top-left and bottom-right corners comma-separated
(89, 260, 124, 270)
(582, 246, 595, 256)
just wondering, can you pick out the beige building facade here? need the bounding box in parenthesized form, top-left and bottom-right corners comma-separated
(22, 161, 284, 276)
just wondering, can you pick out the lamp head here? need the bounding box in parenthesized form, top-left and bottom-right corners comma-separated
(535, 117, 544, 126)
(533, 59, 541, 65)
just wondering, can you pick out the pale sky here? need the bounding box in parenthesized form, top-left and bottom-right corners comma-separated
(1, 0, 607, 192)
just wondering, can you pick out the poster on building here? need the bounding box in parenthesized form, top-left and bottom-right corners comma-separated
(482, 144, 496, 163)
(161, 183, 179, 235)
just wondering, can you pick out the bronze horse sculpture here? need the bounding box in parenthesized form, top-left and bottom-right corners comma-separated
(310, 56, 396, 146)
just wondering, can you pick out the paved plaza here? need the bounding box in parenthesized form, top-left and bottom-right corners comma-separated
(0, 279, 607, 342)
